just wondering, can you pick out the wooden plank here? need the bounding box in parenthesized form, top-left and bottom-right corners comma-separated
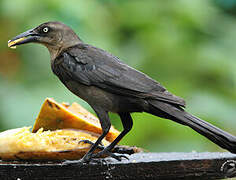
(0, 152, 236, 179)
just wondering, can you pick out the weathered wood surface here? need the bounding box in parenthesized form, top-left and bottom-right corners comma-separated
(0, 152, 236, 179)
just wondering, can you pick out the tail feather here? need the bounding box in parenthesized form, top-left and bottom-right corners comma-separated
(148, 100, 236, 153)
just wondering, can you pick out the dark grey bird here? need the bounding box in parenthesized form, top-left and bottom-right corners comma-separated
(8, 21, 236, 162)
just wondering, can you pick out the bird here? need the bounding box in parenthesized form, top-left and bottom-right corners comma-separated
(8, 21, 236, 162)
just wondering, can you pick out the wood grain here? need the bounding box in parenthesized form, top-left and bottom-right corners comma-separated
(0, 152, 236, 179)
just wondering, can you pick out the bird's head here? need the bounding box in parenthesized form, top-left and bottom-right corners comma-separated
(8, 21, 82, 59)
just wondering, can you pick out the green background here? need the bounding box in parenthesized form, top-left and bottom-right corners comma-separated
(0, 0, 236, 153)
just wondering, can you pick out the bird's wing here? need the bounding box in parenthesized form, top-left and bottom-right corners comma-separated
(56, 44, 185, 107)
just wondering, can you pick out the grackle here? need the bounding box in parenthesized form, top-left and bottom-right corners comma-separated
(8, 21, 236, 162)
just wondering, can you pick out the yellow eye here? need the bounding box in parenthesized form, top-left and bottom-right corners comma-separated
(43, 27, 49, 33)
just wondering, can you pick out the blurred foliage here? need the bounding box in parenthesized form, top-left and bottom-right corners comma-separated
(0, 0, 236, 153)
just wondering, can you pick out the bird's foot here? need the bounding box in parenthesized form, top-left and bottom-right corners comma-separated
(62, 141, 132, 164)
(92, 149, 129, 161)
(62, 152, 97, 165)
(79, 140, 131, 161)
(79, 140, 136, 155)
(62, 149, 129, 165)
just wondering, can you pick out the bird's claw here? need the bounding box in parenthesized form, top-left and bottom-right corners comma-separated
(62, 152, 95, 165)
(63, 141, 130, 164)
(79, 140, 130, 161)
(110, 153, 129, 161)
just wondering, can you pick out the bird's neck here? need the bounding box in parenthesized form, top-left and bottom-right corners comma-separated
(47, 37, 82, 60)
(47, 45, 63, 60)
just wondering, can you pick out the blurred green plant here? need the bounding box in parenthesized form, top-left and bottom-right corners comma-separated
(0, 0, 235, 153)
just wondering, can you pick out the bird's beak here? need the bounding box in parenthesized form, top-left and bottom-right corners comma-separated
(8, 29, 38, 49)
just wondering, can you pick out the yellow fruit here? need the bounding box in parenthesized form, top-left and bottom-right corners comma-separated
(0, 127, 109, 160)
(32, 98, 120, 142)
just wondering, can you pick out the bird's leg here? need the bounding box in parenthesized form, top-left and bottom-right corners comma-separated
(80, 107, 111, 163)
(92, 112, 133, 161)
(63, 107, 111, 165)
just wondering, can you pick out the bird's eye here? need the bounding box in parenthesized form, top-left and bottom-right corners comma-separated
(42, 27, 49, 33)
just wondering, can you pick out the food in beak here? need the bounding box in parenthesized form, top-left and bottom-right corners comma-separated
(8, 37, 26, 49)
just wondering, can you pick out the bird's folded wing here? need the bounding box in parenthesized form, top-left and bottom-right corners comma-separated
(56, 44, 185, 107)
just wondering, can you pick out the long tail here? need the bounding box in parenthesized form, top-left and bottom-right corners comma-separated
(148, 100, 236, 153)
